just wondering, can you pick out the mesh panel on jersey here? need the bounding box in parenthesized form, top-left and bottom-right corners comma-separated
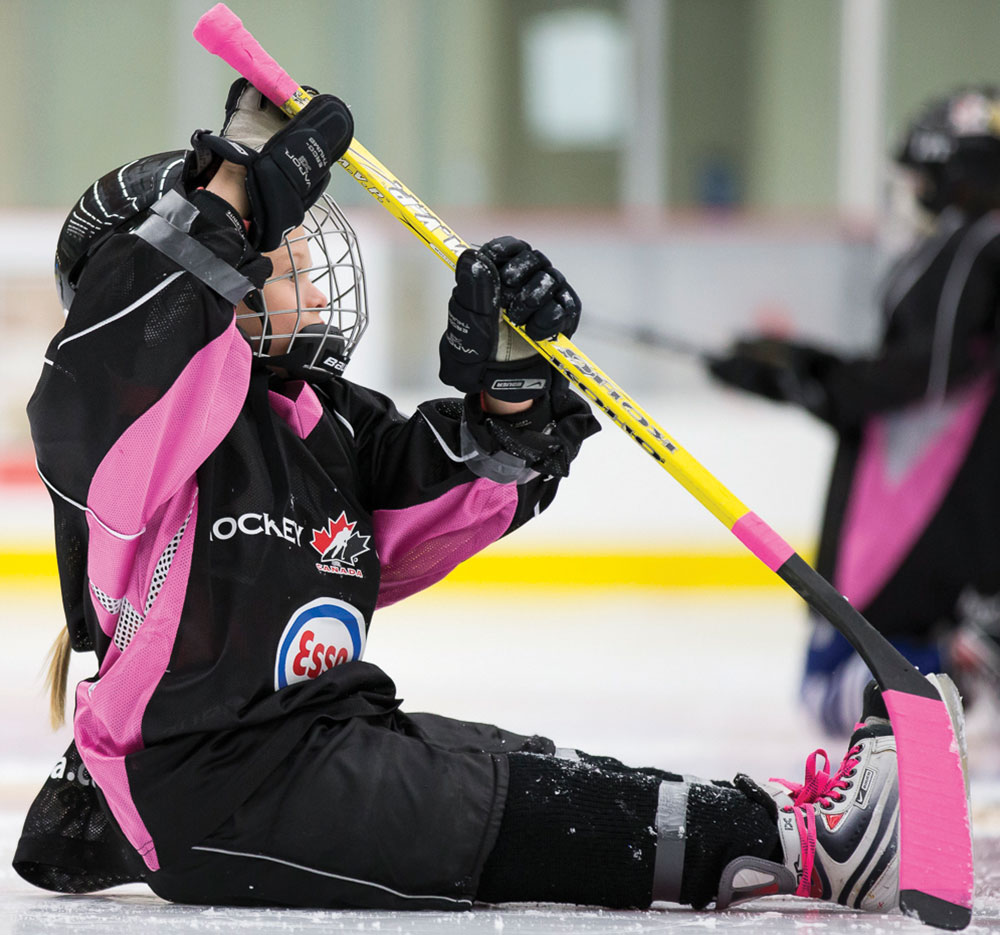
(145, 510, 191, 613)
(112, 599, 144, 654)
(107, 509, 191, 652)
(477, 752, 660, 908)
(12, 742, 146, 892)
(90, 581, 122, 614)
(93, 251, 135, 319)
(143, 276, 200, 347)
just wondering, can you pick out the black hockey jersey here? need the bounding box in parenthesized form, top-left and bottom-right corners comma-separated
(25, 193, 598, 873)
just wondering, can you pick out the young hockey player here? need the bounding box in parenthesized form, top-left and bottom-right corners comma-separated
(710, 86, 1000, 733)
(15, 79, 900, 916)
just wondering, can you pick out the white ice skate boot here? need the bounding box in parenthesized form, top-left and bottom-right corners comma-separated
(717, 681, 899, 913)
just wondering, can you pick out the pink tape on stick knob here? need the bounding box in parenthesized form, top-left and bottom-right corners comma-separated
(193, 3, 300, 109)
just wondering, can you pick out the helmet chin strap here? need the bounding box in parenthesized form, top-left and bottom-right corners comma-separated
(264, 322, 348, 381)
(243, 289, 273, 354)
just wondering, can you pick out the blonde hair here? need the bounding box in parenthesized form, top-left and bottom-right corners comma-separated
(44, 629, 72, 730)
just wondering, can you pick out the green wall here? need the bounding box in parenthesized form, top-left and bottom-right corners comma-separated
(669, 0, 755, 208)
(4, 0, 1000, 212)
(888, 0, 1000, 141)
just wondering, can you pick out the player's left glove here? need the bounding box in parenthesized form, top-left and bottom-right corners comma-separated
(439, 236, 581, 402)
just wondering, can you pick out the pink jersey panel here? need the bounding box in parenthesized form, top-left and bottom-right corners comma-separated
(882, 689, 973, 909)
(84, 527, 140, 639)
(75, 484, 199, 871)
(269, 381, 323, 439)
(374, 477, 518, 608)
(86, 321, 249, 544)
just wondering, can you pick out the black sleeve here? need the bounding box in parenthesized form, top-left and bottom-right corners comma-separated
(334, 378, 598, 522)
(325, 378, 599, 606)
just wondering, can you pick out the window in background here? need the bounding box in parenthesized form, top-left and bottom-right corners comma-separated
(522, 8, 630, 150)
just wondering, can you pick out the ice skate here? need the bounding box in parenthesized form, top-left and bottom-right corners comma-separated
(717, 681, 898, 913)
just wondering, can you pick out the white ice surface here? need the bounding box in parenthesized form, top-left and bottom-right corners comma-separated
(1, 585, 998, 934)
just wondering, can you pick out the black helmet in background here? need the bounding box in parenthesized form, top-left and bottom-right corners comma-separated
(895, 86, 1000, 215)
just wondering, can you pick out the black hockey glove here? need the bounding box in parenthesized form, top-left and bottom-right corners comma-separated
(709, 336, 837, 416)
(461, 377, 601, 478)
(439, 236, 582, 402)
(192, 88, 354, 252)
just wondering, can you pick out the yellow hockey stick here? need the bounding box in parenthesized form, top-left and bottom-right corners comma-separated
(335, 140, 749, 524)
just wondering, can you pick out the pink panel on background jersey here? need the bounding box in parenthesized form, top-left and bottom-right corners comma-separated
(374, 477, 518, 608)
(836, 375, 993, 612)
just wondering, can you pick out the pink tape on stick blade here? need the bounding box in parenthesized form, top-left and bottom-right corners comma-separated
(882, 689, 974, 909)
(193, 3, 300, 110)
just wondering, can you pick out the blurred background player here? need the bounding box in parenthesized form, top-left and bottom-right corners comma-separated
(13, 79, 903, 917)
(710, 86, 1000, 733)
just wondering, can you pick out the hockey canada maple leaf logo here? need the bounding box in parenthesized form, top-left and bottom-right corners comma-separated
(310, 512, 370, 577)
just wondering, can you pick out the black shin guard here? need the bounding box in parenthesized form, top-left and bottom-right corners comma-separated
(477, 753, 777, 911)
(477, 753, 661, 908)
(678, 780, 779, 909)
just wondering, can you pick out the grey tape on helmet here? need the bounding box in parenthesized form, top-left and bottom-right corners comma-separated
(651, 779, 690, 904)
(134, 189, 254, 306)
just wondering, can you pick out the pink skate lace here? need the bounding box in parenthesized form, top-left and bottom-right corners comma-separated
(770, 739, 863, 897)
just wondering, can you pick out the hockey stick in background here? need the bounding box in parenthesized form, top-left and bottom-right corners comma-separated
(193, 5, 973, 928)
(582, 318, 715, 361)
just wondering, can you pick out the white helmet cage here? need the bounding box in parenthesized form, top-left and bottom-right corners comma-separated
(240, 192, 368, 378)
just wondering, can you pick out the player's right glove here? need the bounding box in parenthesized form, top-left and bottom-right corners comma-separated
(192, 79, 354, 252)
(708, 336, 837, 416)
(439, 236, 581, 402)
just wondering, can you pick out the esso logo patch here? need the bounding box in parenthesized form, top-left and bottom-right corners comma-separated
(274, 597, 367, 691)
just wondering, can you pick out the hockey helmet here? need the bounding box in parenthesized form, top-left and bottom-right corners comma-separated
(54, 151, 368, 378)
(895, 86, 1000, 214)
(54, 150, 199, 311)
